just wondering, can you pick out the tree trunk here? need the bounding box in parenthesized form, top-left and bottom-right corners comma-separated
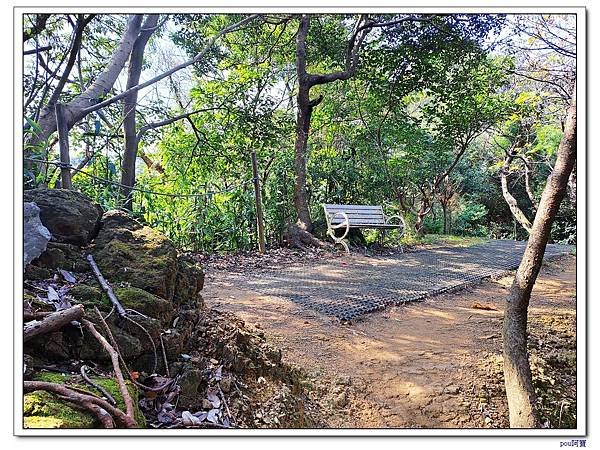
(523, 157, 538, 211)
(291, 14, 371, 233)
(502, 86, 576, 428)
(293, 82, 314, 231)
(414, 197, 430, 237)
(501, 154, 533, 234)
(120, 14, 159, 209)
(441, 201, 448, 234)
(27, 14, 143, 151)
(292, 16, 315, 232)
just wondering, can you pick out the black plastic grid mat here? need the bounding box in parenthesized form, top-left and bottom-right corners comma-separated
(221, 240, 572, 321)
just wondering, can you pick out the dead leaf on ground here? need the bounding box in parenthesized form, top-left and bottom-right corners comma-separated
(206, 408, 220, 423)
(59, 269, 77, 283)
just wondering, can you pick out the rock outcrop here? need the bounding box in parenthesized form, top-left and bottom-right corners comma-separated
(92, 210, 204, 305)
(24, 188, 103, 246)
(24, 198, 205, 370)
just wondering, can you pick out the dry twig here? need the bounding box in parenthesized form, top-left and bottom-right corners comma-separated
(80, 365, 117, 405)
(86, 254, 127, 316)
(82, 319, 136, 422)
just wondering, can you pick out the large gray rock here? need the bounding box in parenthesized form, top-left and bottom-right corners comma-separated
(23, 202, 51, 267)
(23, 189, 103, 246)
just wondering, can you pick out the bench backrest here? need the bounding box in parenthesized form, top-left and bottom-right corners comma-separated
(324, 204, 386, 227)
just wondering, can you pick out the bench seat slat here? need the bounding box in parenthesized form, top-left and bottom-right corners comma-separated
(348, 223, 401, 229)
(330, 215, 386, 221)
(331, 217, 386, 223)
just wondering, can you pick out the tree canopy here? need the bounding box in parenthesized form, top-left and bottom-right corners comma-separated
(22, 13, 577, 252)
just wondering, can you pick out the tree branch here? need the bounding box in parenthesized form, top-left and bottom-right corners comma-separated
(79, 14, 260, 117)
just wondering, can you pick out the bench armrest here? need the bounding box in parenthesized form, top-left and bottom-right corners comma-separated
(385, 214, 406, 235)
(327, 211, 350, 240)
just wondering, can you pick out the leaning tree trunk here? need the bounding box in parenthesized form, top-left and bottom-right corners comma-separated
(501, 154, 533, 234)
(120, 14, 159, 210)
(26, 14, 143, 151)
(502, 86, 576, 428)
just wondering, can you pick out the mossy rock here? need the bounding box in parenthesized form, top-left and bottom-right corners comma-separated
(69, 284, 110, 312)
(174, 255, 205, 306)
(93, 210, 179, 301)
(24, 372, 145, 429)
(114, 287, 174, 325)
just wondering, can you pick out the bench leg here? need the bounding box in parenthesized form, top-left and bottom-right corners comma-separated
(379, 230, 386, 246)
(329, 234, 349, 254)
(327, 221, 350, 255)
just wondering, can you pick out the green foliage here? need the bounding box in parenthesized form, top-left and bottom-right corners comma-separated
(453, 201, 490, 237)
(23, 13, 575, 251)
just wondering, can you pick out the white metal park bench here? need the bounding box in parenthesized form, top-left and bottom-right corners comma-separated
(323, 203, 406, 254)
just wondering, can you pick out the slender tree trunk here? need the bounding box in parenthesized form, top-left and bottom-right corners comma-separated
(293, 82, 314, 231)
(501, 154, 533, 234)
(120, 14, 159, 209)
(523, 158, 538, 211)
(441, 201, 448, 234)
(414, 197, 430, 237)
(502, 86, 576, 428)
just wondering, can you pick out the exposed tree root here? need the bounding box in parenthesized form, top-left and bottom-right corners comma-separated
(82, 319, 136, 422)
(24, 381, 137, 428)
(283, 223, 331, 250)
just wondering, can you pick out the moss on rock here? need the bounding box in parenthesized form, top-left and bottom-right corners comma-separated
(114, 287, 174, 325)
(24, 372, 145, 429)
(69, 284, 109, 312)
(93, 211, 179, 301)
(92, 210, 204, 306)
(24, 390, 96, 429)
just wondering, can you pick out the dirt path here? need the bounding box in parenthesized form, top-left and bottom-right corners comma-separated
(203, 254, 576, 428)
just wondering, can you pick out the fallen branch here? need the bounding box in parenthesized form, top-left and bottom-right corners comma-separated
(86, 254, 127, 316)
(58, 395, 115, 428)
(82, 319, 136, 421)
(23, 310, 53, 321)
(159, 334, 170, 378)
(24, 381, 136, 428)
(24, 304, 84, 342)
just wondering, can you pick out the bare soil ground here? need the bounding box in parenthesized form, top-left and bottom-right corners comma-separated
(203, 253, 577, 429)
